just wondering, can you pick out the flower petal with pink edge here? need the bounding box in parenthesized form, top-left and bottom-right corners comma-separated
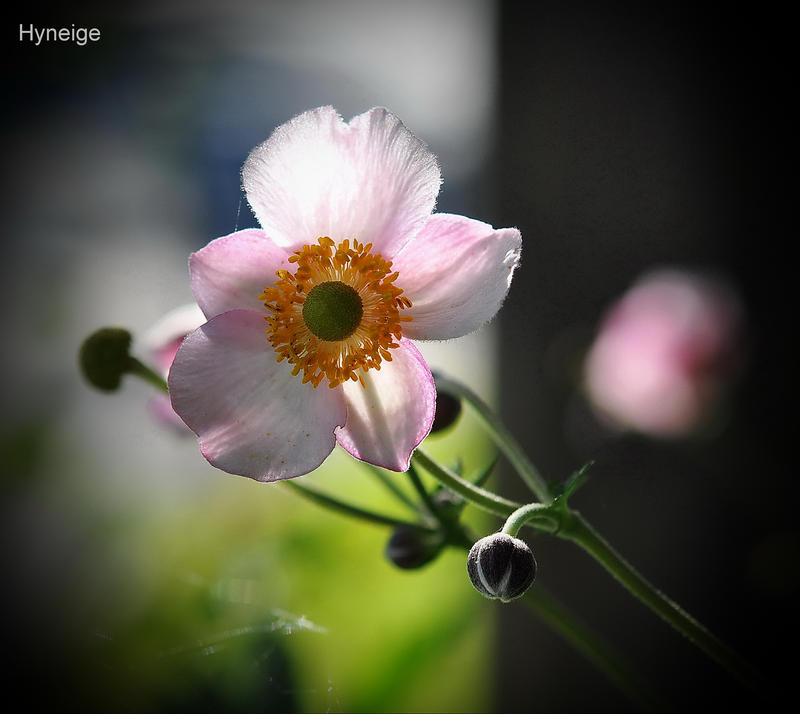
(392, 214, 521, 340)
(190, 229, 291, 318)
(169, 309, 347, 481)
(335, 339, 435, 472)
(242, 106, 441, 256)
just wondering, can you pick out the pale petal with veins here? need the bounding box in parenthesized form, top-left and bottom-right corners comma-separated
(190, 229, 291, 318)
(393, 214, 521, 340)
(335, 339, 435, 472)
(242, 106, 441, 257)
(169, 309, 346, 481)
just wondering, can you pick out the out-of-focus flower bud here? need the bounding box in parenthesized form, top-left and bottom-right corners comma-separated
(467, 533, 537, 602)
(430, 389, 462, 434)
(432, 487, 463, 513)
(79, 327, 133, 392)
(583, 268, 744, 438)
(385, 526, 445, 570)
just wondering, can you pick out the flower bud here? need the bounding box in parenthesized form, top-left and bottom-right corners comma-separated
(467, 533, 537, 602)
(385, 526, 445, 570)
(79, 327, 133, 392)
(430, 389, 462, 434)
(430, 488, 464, 526)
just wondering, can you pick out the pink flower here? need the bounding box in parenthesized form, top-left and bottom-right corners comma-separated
(168, 107, 521, 481)
(583, 269, 743, 438)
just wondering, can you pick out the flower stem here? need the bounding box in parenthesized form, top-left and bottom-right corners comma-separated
(558, 510, 766, 693)
(363, 464, 421, 514)
(284, 479, 437, 532)
(406, 463, 441, 519)
(452, 530, 666, 711)
(433, 372, 552, 502)
(501, 502, 558, 536)
(415, 446, 763, 693)
(128, 357, 169, 394)
(412, 447, 522, 518)
(291, 461, 663, 707)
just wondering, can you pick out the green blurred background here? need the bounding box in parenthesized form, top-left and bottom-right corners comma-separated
(2, 405, 495, 712)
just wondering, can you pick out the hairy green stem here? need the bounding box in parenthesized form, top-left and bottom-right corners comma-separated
(559, 511, 765, 692)
(127, 354, 762, 695)
(412, 447, 522, 517)
(285, 479, 437, 532)
(406, 463, 441, 519)
(415, 446, 763, 693)
(501, 502, 558, 536)
(363, 464, 421, 514)
(433, 372, 552, 502)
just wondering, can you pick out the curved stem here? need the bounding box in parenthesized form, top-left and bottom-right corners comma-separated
(502, 502, 558, 536)
(131, 354, 762, 694)
(416, 447, 764, 693)
(290, 464, 665, 709)
(412, 447, 522, 518)
(406, 463, 441, 520)
(128, 357, 169, 394)
(433, 372, 552, 503)
(363, 464, 421, 514)
(284, 480, 437, 532)
(559, 511, 766, 692)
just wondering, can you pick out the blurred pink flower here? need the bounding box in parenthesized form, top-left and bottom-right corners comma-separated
(583, 269, 744, 437)
(141, 303, 205, 434)
(168, 106, 521, 481)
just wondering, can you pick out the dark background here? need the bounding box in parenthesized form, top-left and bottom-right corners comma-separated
(3, 2, 795, 712)
(495, 3, 794, 712)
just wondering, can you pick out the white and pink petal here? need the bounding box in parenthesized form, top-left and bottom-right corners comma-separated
(334, 339, 435, 472)
(168, 309, 347, 481)
(141, 302, 206, 374)
(392, 214, 521, 340)
(242, 106, 441, 257)
(190, 229, 291, 318)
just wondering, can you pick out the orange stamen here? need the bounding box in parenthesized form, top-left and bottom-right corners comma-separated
(259, 237, 411, 388)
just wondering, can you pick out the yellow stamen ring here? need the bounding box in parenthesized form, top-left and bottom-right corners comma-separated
(259, 237, 412, 389)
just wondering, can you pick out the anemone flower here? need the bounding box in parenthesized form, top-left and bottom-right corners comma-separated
(583, 268, 743, 438)
(169, 106, 521, 480)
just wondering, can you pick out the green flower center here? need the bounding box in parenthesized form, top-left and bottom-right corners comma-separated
(302, 280, 364, 341)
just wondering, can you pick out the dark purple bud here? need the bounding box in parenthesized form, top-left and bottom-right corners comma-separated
(430, 389, 461, 434)
(385, 527, 445, 570)
(467, 533, 537, 602)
